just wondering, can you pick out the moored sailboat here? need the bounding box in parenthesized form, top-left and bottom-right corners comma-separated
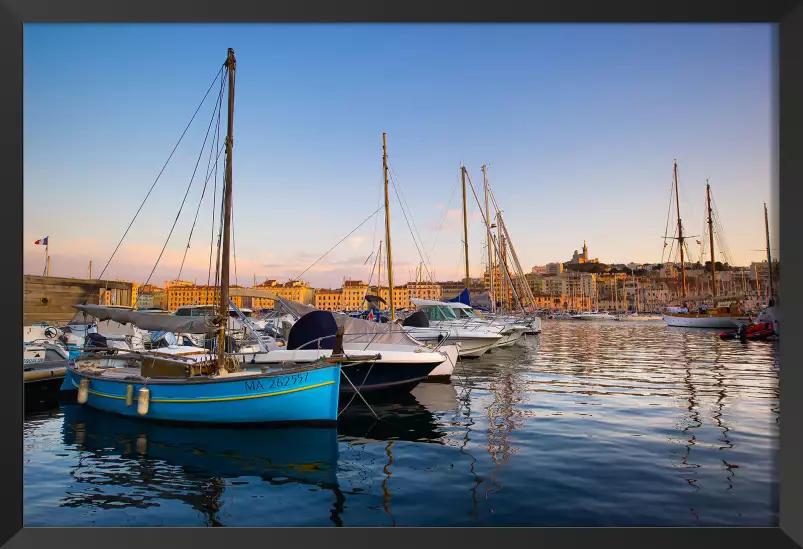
(61, 49, 342, 424)
(662, 163, 750, 329)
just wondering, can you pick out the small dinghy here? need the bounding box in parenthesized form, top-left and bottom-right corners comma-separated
(719, 322, 775, 341)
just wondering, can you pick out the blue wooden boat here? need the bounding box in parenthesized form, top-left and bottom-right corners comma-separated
(61, 354, 340, 424)
(61, 48, 342, 425)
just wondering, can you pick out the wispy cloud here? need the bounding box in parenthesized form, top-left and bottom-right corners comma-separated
(347, 236, 366, 250)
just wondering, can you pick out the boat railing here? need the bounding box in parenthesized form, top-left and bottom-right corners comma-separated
(289, 329, 454, 354)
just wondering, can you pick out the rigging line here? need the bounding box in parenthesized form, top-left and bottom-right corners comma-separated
(208, 72, 227, 287)
(214, 160, 226, 291)
(176, 144, 225, 283)
(389, 176, 435, 283)
(141, 71, 224, 293)
(370, 169, 382, 265)
(294, 204, 385, 282)
(232, 184, 238, 287)
(431, 178, 459, 255)
(387, 160, 436, 279)
(366, 242, 381, 287)
(96, 64, 225, 282)
(385, 164, 436, 282)
(387, 175, 435, 281)
(661, 172, 676, 263)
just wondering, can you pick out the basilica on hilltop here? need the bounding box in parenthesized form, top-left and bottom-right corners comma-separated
(568, 241, 599, 264)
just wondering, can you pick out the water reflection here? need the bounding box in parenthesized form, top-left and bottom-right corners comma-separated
(46, 381, 461, 527)
(59, 403, 342, 525)
(24, 321, 779, 526)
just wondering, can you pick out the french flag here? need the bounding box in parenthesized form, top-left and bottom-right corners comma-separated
(35, 237, 49, 246)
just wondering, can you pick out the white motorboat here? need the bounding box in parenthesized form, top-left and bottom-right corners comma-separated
(401, 301, 504, 357)
(572, 311, 616, 321)
(245, 311, 457, 391)
(429, 301, 527, 348)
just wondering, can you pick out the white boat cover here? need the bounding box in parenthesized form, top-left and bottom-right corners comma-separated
(261, 294, 423, 347)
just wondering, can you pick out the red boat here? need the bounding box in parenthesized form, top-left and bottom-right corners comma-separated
(719, 322, 774, 341)
(744, 322, 775, 341)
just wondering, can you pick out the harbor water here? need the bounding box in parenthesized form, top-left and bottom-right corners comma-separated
(23, 320, 779, 526)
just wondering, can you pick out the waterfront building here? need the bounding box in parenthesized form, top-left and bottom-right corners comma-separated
(405, 282, 442, 302)
(440, 279, 485, 299)
(314, 288, 343, 311)
(376, 285, 411, 311)
(166, 283, 244, 311)
(248, 279, 316, 310)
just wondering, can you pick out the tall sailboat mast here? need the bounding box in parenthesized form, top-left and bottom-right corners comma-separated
(217, 48, 236, 372)
(706, 180, 717, 299)
(461, 166, 471, 291)
(764, 202, 775, 302)
(497, 214, 506, 312)
(383, 133, 395, 321)
(674, 160, 687, 300)
(483, 164, 495, 313)
(377, 240, 383, 307)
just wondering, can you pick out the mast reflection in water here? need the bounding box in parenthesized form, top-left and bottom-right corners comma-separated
(25, 321, 779, 526)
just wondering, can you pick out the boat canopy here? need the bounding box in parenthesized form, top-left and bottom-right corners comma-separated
(240, 292, 422, 347)
(74, 304, 215, 334)
(446, 288, 471, 305)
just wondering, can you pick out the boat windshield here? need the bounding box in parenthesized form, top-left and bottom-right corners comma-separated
(423, 305, 458, 321)
(453, 307, 478, 319)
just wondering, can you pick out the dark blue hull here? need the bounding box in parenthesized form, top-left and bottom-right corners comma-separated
(338, 362, 436, 394)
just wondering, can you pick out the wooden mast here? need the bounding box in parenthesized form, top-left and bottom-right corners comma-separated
(764, 202, 775, 302)
(483, 164, 495, 313)
(461, 166, 471, 291)
(673, 160, 687, 301)
(383, 133, 395, 321)
(377, 240, 383, 308)
(706, 179, 717, 300)
(497, 213, 506, 312)
(217, 48, 236, 372)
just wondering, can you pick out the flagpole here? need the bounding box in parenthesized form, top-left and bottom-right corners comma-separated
(46, 242, 50, 277)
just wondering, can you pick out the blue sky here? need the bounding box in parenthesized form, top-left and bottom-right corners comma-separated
(24, 23, 776, 288)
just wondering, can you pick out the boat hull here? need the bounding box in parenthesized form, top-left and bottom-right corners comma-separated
(523, 317, 542, 334)
(25, 360, 69, 408)
(246, 347, 446, 392)
(338, 360, 438, 393)
(405, 331, 499, 358)
(426, 344, 458, 380)
(61, 364, 341, 424)
(663, 313, 751, 329)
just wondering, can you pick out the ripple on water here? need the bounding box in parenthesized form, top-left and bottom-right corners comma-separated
(24, 320, 778, 526)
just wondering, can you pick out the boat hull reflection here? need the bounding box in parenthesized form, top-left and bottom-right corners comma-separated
(61, 403, 339, 488)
